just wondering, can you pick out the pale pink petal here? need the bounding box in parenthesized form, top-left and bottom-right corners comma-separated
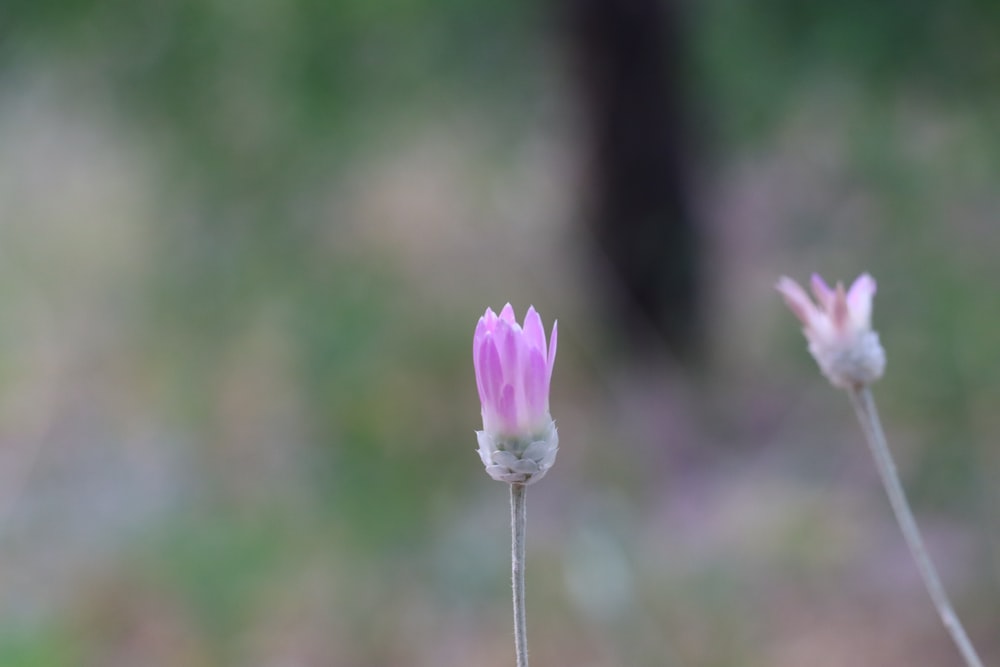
(498, 383, 518, 433)
(776, 277, 819, 327)
(478, 335, 503, 405)
(831, 282, 849, 331)
(474, 311, 496, 407)
(523, 347, 548, 420)
(473, 337, 487, 406)
(810, 274, 834, 310)
(473, 316, 488, 358)
(482, 307, 498, 332)
(522, 306, 546, 356)
(547, 320, 558, 383)
(847, 273, 876, 327)
(474, 304, 557, 440)
(496, 319, 520, 384)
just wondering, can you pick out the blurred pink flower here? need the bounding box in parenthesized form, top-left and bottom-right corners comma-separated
(776, 273, 885, 389)
(473, 304, 558, 484)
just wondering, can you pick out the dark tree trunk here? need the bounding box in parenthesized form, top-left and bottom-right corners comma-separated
(562, 0, 702, 363)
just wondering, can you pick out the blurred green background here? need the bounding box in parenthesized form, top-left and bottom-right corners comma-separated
(0, 0, 999, 664)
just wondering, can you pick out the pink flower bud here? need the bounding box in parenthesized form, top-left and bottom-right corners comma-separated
(473, 304, 558, 484)
(776, 273, 886, 389)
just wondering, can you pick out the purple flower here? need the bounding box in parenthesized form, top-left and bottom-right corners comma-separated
(473, 304, 558, 484)
(776, 273, 885, 388)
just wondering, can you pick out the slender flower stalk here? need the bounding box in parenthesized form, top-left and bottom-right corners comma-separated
(848, 386, 984, 667)
(777, 273, 984, 667)
(511, 483, 528, 667)
(473, 304, 558, 667)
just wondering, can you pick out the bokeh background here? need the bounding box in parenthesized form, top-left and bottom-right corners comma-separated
(1, 0, 999, 664)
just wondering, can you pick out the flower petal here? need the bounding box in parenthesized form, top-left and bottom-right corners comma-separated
(497, 383, 518, 434)
(776, 276, 820, 327)
(496, 319, 520, 385)
(474, 316, 488, 354)
(473, 318, 489, 404)
(473, 304, 558, 447)
(847, 273, 876, 328)
(831, 282, 849, 331)
(478, 334, 502, 406)
(547, 320, 558, 383)
(523, 346, 548, 421)
(810, 274, 834, 310)
(522, 306, 546, 355)
(482, 307, 498, 332)
(499, 303, 517, 325)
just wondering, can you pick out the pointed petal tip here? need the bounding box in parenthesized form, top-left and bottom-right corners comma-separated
(810, 273, 835, 305)
(480, 307, 499, 332)
(775, 276, 807, 301)
(522, 305, 546, 353)
(846, 273, 877, 325)
(853, 272, 877, 293)
(775, 275, 796, 292)
(775, 276, 818, 325)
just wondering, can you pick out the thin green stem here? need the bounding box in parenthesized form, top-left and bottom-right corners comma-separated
(848, 386, 984, 667)
(511, 483, 529, 667)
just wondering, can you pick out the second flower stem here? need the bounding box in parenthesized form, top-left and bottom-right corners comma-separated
(848, 386, 984, 667)
(511, 483, 529, 667)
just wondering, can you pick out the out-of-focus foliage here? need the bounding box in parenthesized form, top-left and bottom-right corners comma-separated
(1, 0, 548, 352)
(695, 0, 1000, 141)
(1, 0, 999, 665)
(1, 0, 547, 552)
